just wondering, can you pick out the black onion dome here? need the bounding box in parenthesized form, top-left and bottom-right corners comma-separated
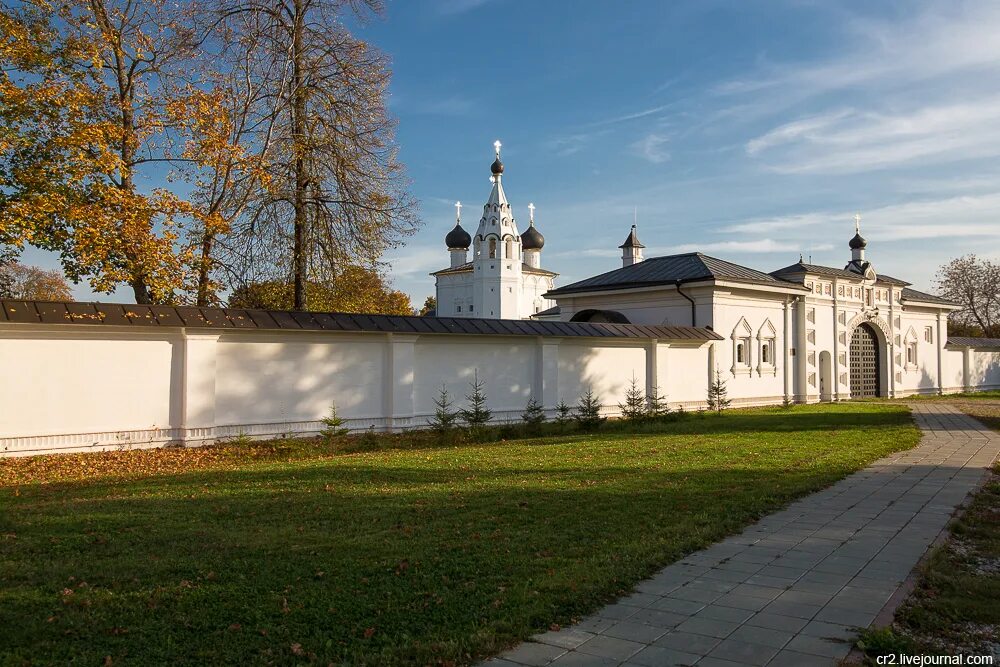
(521, 222, 544, 250)
(445, 222, 471, 249)
(849, 232, 867, 249)
(491, 157, 504, 175)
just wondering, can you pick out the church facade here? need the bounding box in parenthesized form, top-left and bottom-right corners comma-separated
(545, 220, 967, 403)
(433, 143, 994, 402)
(432, 142, 557, 319)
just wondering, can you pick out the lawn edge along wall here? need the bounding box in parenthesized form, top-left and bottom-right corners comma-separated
(0, 300, 725, 457)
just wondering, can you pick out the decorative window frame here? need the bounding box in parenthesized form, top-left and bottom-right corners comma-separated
(903, 326, 918, 372)
(756, 319, 778, 376)
(731, 317, 753, 376)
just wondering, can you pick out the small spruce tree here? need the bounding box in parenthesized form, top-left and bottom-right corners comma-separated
(647, 385, 670, 419)
(618, 374, 647, 421)
(319, 402, 350, 441)
(707, 369, 732, 414)
(521, 396, 546, 434)
(555, 399, 573, 426)
(459, 370, 492, 430)
(576, 387, 606, 431)
(428, 384, 459, 432)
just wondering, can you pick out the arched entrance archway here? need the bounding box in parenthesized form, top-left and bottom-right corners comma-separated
(849, 323, 881, 398)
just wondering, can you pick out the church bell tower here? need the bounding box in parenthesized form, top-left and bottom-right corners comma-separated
(472, 141, 523, 319)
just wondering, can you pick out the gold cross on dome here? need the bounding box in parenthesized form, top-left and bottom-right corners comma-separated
(493, 139, 501, 157)
(854, 213, 861, 232)
(455, 201, 462, 221)
(528, 202, 535, 222)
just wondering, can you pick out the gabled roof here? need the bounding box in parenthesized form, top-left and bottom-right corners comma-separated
(0, 300, 722, 342)
(770, 261, 911, 286)
(547, 252, 804, 297)
(431, 261, 557, 277)
(900, 287, 959, 306)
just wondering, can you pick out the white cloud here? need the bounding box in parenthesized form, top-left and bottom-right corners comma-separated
(724, 193, 1000, 243)
(746, 97, 1000, 174)
(719, 2, 1000, 99)
(631, 134, 670, 164)
(666, 240, 827, 255)
(434, 0, 494, 16)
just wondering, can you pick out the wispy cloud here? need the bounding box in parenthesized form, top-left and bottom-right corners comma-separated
(745, 97, 1000, 174)
(717, 2, 1000, 99)
(724, 193, 1000, 242)
(631, 134, 670, 164)
(587, 104, 675, 128)
(434, 0, 495, 16)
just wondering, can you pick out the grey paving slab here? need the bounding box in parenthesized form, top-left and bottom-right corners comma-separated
(481, 403, 1000, 666)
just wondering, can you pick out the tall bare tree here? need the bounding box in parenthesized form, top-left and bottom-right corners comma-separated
(936, 254, 1000, 338)
(212, 0, 419, 310)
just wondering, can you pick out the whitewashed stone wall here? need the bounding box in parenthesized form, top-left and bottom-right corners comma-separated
(0, 324, 711, 457)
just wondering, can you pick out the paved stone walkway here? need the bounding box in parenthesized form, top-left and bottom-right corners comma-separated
(488, 403, 1000, 667)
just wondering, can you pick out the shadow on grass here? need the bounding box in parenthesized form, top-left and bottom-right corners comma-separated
(1, 412, 920, 667)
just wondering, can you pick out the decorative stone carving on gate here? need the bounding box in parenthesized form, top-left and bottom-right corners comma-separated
(846, 311, 891, 340)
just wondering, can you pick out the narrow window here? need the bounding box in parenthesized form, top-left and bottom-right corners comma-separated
(505, 238, 513, 259)
(762, 343, 770, 364)
(737, 343, 745, 364)
(456, 305, 462, 313)
(488, 238, 497, 259)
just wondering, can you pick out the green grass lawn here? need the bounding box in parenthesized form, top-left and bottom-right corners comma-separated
(0, 403, 920, 666)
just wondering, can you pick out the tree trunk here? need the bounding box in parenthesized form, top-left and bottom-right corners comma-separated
(196, 233, 215, 306)
(291, 0, 308, 311)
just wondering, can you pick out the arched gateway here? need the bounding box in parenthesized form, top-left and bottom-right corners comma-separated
(849, 323, 881, 398)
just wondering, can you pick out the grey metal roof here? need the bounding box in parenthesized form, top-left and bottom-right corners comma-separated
(947, 336, 1000, 348)
(548, 252, 804, 296)
(432, 261, 557, 277)
(900, 287, 959, 306)
(0, 300, 722, 341)
(770, 262, 911, 287)
(532, 305, 561, 317)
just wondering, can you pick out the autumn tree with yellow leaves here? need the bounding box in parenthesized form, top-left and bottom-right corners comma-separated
(1, 0, 419, 309)
(0, 0, 196, 304)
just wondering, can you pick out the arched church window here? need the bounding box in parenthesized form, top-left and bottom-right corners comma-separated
(761, 343, 769, 364)
(505, 238, 513, 259)
(737, 343, 745, 364)
(489, 238, 497, 259)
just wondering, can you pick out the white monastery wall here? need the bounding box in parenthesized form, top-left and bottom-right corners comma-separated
(556, 342, 648, 411)
(0, 324, 711, 457)
(662, 344, 710, 407)
(0, 329, 176, 442)
(413, 337, 536, 419)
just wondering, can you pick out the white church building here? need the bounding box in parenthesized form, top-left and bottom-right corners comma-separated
(433, 142, 999, 406)
(432, 142, 557, 319)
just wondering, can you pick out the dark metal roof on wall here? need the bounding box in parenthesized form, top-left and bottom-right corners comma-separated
(0, 300, 722, 341)
(548, 252, 805, 296)
(432, 261, 557, 277)
(900, 287, 959, 306)
(770, 262, 911, 286)
(947, 336, 1000, 348)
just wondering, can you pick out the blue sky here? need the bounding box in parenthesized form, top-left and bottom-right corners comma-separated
(31, 0, 1000, 304)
